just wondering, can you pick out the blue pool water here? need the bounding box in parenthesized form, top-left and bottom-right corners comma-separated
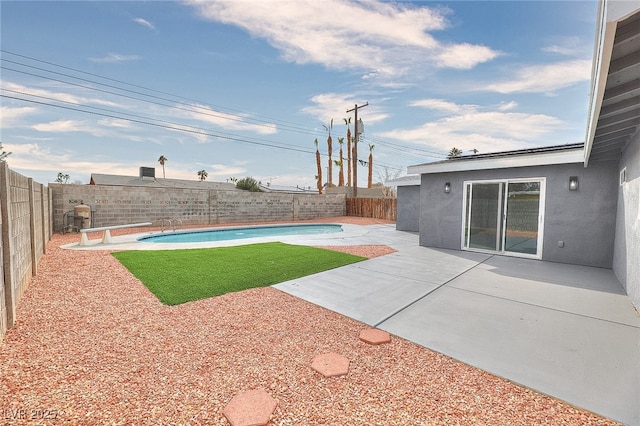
(138, 224, 342, 243)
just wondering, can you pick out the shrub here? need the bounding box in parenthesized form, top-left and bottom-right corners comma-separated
(236, 176, 262, 192)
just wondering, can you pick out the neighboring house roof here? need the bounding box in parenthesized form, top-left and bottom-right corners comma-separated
(89, 173, 239, 191)
(386, 175, 421, 186)
(258, 183, 318, 193)
(407, 143, 585, 175)
(585, 3, 640, 165)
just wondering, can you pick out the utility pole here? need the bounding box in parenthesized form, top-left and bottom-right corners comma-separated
(346, 102, 368, 197)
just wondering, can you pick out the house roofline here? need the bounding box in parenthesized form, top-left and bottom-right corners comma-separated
(584, 1, 617, 166)
(408, 144, 584, 175)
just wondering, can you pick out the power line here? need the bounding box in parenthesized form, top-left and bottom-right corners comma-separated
(1, 50, 440, 173)
(2, 51, 442, 160)
(1, 93, 315, 155)
(360, 135, 446, 159)
(1, 50, 320, 136)
(2, 63, 321, 138)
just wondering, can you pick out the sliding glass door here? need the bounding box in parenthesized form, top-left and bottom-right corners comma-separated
(463, 179, 544, 258)
(504, 182, 541, 255)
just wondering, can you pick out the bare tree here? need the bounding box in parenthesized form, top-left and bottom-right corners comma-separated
(0, 142, 11, 162)
(55, 172, 70, 184)
(376, 166, 402, 197)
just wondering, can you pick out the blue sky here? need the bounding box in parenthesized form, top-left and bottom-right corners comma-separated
(1, 0, 599, 187)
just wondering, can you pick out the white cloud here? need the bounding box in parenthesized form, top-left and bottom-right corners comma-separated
(483, 59, 591, 94)
(410, 99, 476, 115)
(1, 142, 135, 182)
(436, 43, 500, 70)
(2, 81, 122, 108)
(96, 118, 135, 129)
(186, 0, 500, 77)
(89, 53, 142, 63)
(302, 93, 389, 125)
(174, 103, 278, 135)
(0, 106, 38, 127)
(33, 120, 93, 133)
(3, 81, 82, 104)
(497, 101, 518, 111)
(32, 119, 134, 139)
(133, 17, 155, 30)
(379, 100, 563, 153)
(542, 37, 586, 57)
(202, 163, 247, 178)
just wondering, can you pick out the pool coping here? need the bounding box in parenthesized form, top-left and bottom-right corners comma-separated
(60, 222, 369, 251)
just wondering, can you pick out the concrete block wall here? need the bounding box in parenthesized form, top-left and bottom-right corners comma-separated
(217, 192, 294, 223)
(0, 183, 5, 342)
(1, 163, 51, 342)
(50, 184, 346, 232)
(294, 194, 346, 220)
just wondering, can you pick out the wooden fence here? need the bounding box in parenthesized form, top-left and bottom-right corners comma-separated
(346, 197, 397, 221)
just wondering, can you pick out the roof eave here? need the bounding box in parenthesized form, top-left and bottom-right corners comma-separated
(585, 7, 618, 167)
(408, 148, 584, 175)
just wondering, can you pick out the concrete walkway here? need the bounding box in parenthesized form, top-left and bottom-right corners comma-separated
(274, 224, 640, 425)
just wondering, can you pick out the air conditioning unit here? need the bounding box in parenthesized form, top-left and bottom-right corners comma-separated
(140, 167, 155, 178)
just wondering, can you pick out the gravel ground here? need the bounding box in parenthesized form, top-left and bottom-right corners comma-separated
(0, 218, 618, 425)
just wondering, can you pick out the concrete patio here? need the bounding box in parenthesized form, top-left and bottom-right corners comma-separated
(274, 224, 640, 425)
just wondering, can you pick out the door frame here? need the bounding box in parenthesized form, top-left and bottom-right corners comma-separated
(461, 177, 546, 260)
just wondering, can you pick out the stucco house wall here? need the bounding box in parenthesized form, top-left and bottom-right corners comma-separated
(418, 160, 619, 268)
(396, 185, 420, 232)
(613, 131, 640, 309)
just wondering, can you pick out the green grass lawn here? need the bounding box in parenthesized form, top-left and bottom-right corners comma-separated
(112, 242, 365, 305)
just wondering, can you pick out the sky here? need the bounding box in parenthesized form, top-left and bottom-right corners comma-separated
(1, 0, 599, 188)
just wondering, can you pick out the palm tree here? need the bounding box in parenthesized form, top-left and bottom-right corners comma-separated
(55, 172, 70, 184)
(323, 119, 334, 187)
(314, 138, 322, 194)
(447, 147, 463, 159)
(158, 155, 167, 178)
(197, 169, 208, 181)
(343, 117, 352, 187)
(337, 137, 345, 186)
(367, 144, 375, 188)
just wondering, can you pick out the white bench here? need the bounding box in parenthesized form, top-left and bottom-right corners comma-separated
(79, 222, 152, 246)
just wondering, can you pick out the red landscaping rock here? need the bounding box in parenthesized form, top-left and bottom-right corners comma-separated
(222, 388, 277, 426)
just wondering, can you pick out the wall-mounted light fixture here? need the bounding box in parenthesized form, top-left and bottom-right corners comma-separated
(444, 182, 451, 194)
(569, 176, 578, 191)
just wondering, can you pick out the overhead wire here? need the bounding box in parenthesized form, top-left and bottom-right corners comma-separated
(0, 92, 315, 154)
(1, 49, 319, 136)
(1, 50, 441, 174)
(1, 62, 320, 138)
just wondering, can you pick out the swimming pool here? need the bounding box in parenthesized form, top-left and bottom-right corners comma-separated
(138, 224, 343, 243)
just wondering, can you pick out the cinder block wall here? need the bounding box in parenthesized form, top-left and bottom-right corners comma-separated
(1, 173, 343, 343)
(0, 179, 5, 342)
(50, 184, 346, 232)
(0, 163, 51, 342)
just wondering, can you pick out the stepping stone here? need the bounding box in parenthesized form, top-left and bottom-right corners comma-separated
(359, 328, 391, 345)
(222, 388, 277, 426)
(311, 352, 350, 377)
